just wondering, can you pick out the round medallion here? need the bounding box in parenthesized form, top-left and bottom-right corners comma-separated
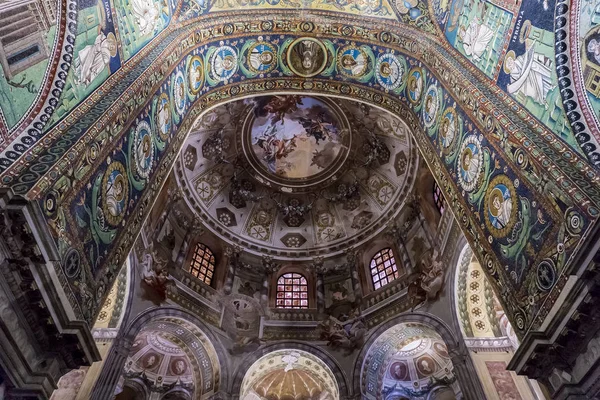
(536, 260, 556, 291)
(44, 190, 58, 217)
(406, 67, 424, 104)
(375, 53, 405, 90)
(241, 95, 351, 192)
(439, 107, 458, 151)
(422, 84, 440, 128)
(155, 93, 171, 140)
(337, 45, 368, 78)
(484, 175, 518, 237)
(287, 37, 327, 78)
(173, 71, 186, 116)
(457, 135, 483, 192)
(211, 45, 238, 81)
(187, 55, 204, 95)
(565, 208, 583, 236)
(389, 361, 409, 381)
(63, 248, 81, 279)
(248, 42, 277, 74)
(133, 121, 154, 179)
(102, 161, 129, 226)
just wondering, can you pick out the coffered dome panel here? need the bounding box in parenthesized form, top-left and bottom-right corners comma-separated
(175, 95, 418, 258)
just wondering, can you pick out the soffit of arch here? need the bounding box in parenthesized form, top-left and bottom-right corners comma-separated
(6, 11, 597, 337)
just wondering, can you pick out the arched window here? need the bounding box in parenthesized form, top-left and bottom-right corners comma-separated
(433, 181, 445, 214)
(188, 243, 215, 285)
(276, 273, 308, 309)
(370, 248, 399, 290)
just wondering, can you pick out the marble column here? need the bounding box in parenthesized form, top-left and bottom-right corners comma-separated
(222, 247, 240, 296)
(89, 337, 132, 400)
(346, 251, 363, 308)
(450, 352, 487, 400)
(316, 272, 325, 313)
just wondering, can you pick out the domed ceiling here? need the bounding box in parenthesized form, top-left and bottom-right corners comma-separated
(240, 349, 339, 400)
(175, 95, 418, 258)
(361, 323, 454, 398)
(125, 331, 194, 387)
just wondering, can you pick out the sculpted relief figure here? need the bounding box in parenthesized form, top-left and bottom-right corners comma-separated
(420, 249, 445, 300)
(140, 247, 173, 301)
(318, 314, 367, 354)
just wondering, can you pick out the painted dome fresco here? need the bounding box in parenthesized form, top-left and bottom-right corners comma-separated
(361, 323, 454, 398)
(124, 330, 194, 386)
(176, 95, 418, 258)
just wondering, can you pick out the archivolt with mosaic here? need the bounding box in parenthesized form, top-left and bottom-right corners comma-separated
(5, 16, 598, 334)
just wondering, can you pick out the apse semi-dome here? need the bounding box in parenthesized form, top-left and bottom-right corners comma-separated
(176, 95, 418, 258)
(361, 323, 454, 399)
(240, 349, 339, 400)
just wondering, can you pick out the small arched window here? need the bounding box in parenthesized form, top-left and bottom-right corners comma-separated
(370, 248, 399, 290)
(433, 181, 445, 214)
(276, 273, 308, 309)
(188, 243, 215, 285)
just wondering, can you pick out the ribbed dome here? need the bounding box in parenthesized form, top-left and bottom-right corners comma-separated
(253, 369, 325, 400)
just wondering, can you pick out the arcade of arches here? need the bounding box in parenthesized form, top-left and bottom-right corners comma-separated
(1, 0, 600, 398)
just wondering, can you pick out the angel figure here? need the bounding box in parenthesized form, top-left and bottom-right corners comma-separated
(420, 249, 444, 300)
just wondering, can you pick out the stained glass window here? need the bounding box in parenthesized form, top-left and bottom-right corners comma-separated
(188, 243, 215, 285)
(433, 181, 445, 214)
(276, 273, 308, 309)
(370, 248, 399, 290)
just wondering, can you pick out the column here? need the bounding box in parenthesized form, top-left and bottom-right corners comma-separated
(260, 256, 278, 309)
(316, 272, 325, 313)
(222, 246, 240, 296)
(90, 337, 132, 400)
(347, 250, 363, 308)
(450, 352, 487, 400)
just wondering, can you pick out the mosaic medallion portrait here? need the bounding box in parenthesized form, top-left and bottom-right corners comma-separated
(287, 38, 328, 77)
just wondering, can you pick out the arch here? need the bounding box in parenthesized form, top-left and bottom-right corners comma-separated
(14, 15, 594, 338)
(239, 349, 340, 400)
(357, 318, 459, 400)
(352, 312, 464, 397)
(230, 342, 351, 398)
(453, 242, 519, 349)
(90, 306, 229, 400)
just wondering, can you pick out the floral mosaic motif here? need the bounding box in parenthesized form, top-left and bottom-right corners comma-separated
(177, 0, 209, 19)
